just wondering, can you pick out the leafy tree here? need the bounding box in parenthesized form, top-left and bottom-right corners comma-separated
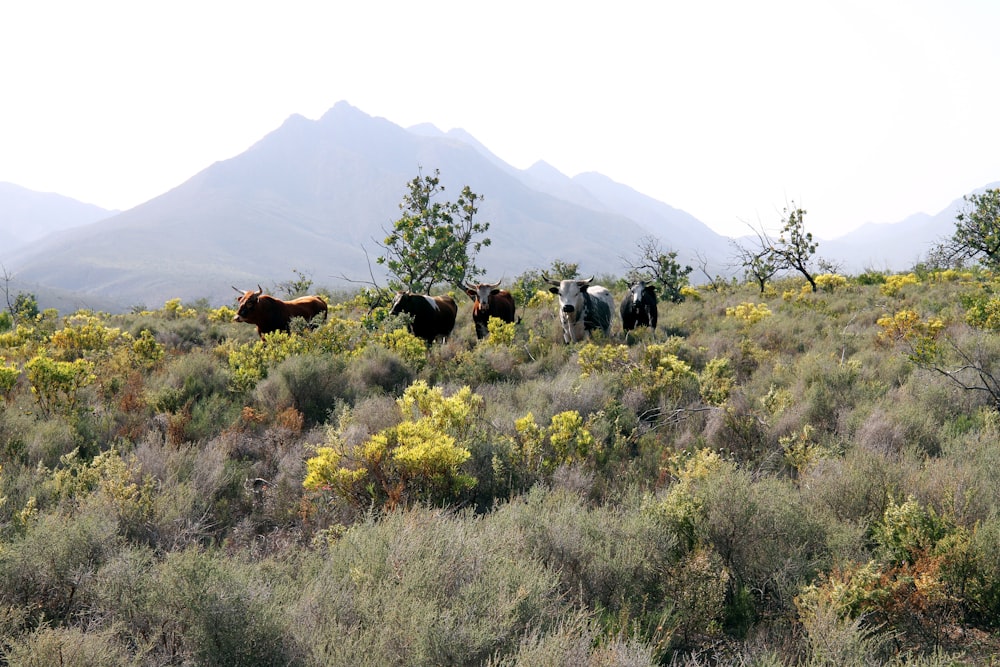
(377, 168, 491, 293)
(937, 188, 1000, 269)
(623, 236, 693, 303)
(11, 292, 38, 326)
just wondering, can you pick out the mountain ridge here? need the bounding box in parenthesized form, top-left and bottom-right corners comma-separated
(0, 102, 994, 311)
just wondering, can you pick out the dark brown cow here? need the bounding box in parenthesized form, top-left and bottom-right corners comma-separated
(232, 285, 328, 338)
(389, 291, 457, 344)
(461, 280, 516, 340)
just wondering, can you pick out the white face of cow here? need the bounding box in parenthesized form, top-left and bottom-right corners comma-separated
(551, 279, 590, 315)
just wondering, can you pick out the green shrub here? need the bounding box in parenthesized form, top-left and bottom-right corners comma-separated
(253, 352, 348, 423)
(0, 507, 119, 624)
(144, 547, 297, 666)
(345, 345, 415, 396)
(3, 626, 138, 667)
(294, 507, 567, 666)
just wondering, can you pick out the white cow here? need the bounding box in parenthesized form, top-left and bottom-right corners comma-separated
(546, 277, 616, 343)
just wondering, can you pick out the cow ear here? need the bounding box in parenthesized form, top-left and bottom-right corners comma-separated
(648, 285, 657, 293)
(464, 288, 477, 300)
(548, 286, 560, 295)
(489, 289, 500, 296)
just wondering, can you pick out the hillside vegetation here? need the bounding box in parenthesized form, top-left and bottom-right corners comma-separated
(1, 269, 999, 665)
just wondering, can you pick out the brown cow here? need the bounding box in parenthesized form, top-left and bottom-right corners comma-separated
(461, 280, 516, 340)
(232, 285, 328, 338)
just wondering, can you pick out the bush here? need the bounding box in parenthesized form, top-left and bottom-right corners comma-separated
(254, 352, 348, 423)
(3, 626, 138, 667)
(143, 547, 298, 666)
(294, 507, 567, 666)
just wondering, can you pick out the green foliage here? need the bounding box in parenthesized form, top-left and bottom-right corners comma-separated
(942, 187, 1000, 269)
(377, 168, 491, 292)
(11, 292, 39, 324)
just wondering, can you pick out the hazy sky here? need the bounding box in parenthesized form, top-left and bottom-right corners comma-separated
(1, 1, 997, 239)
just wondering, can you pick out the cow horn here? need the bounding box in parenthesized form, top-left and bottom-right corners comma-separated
(255, 285, 263, 296)
(486, 279, 502, 289)
(578, 276, 594, 285)
(542, 274, 560, 286)
(232, 286, 243, 293)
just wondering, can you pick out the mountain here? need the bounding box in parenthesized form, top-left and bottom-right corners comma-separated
(821, 184, 997, 273)
(0, 182, 115, 252)
(3, 102, 731, 310)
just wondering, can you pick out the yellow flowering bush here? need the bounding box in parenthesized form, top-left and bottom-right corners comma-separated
(725, 302, 772, 326)
(304, 380, 478, 509)
(880, 273, 919, 297)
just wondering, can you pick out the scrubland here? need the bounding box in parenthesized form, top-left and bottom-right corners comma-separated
(0, 269, 998, 665)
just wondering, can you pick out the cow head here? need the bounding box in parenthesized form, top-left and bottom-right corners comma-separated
(629, 281, 655, 307)
(463, 280, 501, 314)
(546, 277, 593, 314)
(232, 285, 263, 323)
(389, 291, 408, 317)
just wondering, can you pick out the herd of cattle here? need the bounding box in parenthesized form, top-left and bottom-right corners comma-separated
(232, 278, 659, 344)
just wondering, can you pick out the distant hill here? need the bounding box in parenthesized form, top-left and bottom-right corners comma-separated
(0, 182, 115, 252)
(2, 103, 730, 310)
(820, 184, 997, 273)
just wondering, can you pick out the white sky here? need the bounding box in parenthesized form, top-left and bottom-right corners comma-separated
(1, 0, 997, 239)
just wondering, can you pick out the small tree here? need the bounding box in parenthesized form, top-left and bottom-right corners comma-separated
(937, 188, 1000, 269)
(377, 168, 491, 293)
(742, 204, 818, 292)
(276, 268, 314, 298)
(771, 204, 818, 292)
(732, 238, 780, 295)
(623, 236, 693, 303)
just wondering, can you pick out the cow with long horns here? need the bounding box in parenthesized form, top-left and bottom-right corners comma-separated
(389, 291, 458, 344)
(232, 285, 328, 338)
(545, 276, 615, 343)
(461, 280, 517, 340)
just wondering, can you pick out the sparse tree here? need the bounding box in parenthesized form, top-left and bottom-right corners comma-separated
(623, 236, 693, 303)
(936, 188, 1000, 269)
(377, 168, 491, 293)
(1, 264, 38, 328)
(732, 238, 780, 295)
(276, 268, 314, 298)
(771, 204, 818, 292)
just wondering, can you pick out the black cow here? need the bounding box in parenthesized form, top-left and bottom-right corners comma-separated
(461, 280, 517, 340)
(620, 281, 658, 332)
(232, 285, 328, 338)
(389, 291, 458, 343)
